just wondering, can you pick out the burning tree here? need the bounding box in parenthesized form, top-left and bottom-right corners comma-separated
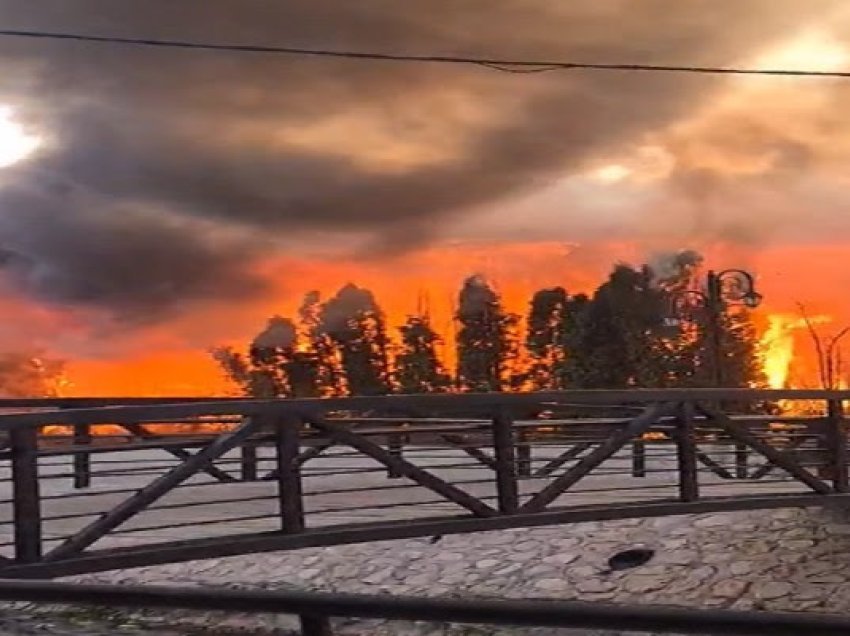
(396, 314, 452, 394)
(564, 265, 667, 388)
(526, 287, 570, 390)
(649, 251, 767, 393)
(455, 275, 519, 392)
(212, 316, 321, 398)
(799, 303, 850, 390)
(298, 291, 345, 396)
(714, 310, 767, 389)
(319, 284, 392, 396)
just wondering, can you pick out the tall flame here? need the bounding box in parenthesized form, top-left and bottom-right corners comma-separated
(761, 315, 797, 389)
(760, 313, 831, 389)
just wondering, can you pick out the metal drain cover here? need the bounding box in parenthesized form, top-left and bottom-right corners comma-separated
(608, 548, 655, 571)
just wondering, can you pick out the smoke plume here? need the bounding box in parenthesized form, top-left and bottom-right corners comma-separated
(251, 316, 297, 350)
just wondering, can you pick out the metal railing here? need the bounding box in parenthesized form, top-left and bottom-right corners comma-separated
(0, 389, 844, 577)
(0, 578, 848, 636)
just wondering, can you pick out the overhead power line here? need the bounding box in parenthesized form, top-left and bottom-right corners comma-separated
(1, 28, 850, 78)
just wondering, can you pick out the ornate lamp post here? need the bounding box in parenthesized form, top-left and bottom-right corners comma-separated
(705, 270, 762, 387)
(667, 269, 762, 479)
(664, 269, 762, 480)
(665, 269, 762, 387)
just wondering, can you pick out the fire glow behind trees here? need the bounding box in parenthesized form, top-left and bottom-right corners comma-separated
(218, 260, 769, 398)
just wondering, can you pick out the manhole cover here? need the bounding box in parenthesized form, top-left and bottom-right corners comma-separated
(608, 548, 655, 571)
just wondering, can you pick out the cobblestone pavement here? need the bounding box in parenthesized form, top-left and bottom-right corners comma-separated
(4, 505, 839, 635)
(0, 613, 181, 635)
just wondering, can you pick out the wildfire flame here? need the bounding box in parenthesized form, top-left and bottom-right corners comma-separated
(760, 313, 831, 389)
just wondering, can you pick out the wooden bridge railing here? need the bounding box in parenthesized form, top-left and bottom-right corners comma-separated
(0, 389, 845, 578)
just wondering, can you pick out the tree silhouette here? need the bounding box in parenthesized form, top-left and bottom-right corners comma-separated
(564, 265, 668, 388)
(248, 315, 297, 397)
(319, 284, 392, 396)
(799, 303, 850, 390)
(526, 287, 569, 390)
(396, 314, 452, 393)
(213, 316, 321, 398)
(718, 309, 767, 390)
(456, 275, 517, 392)
(298, 291, 344, 396)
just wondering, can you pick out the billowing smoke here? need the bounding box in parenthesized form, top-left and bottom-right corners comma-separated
(458, 275, 499, 317)
(251, 316, 297, 349)
(319, 284, 381, 336)
(0, 351, 65, 397)
(648, 249, 704, 285)
(0, 0, 839, 319)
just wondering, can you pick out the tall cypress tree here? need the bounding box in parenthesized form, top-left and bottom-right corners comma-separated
(396, 315, 452, 393)
(298, 291, 345, 396)
(248, 315, 297, 397)
(649, 250, 710, 388)
(526, 287, 569, 390)
(319, 284, 392, 396)
(564, 265, 665, 388)
(711, 310, 767, 391)
(256, 316, 324, 398)
(455, 275, 516, 392)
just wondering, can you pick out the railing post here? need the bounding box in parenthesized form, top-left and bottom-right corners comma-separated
(734, 443, 749, 479)
(300, 614, 333, 636)
(241, 444, 258, 481)
(387, 432, 403, 479)
(828, 399, 848, 493)
(516, 427, 532, 478)
(276, 415, 305, 533)
(675, 402, 699, 502)
(276, 415, 324, 635)
(72, 424, 91, 489)
(11, 425, 41, 563)
(492, 409, 519, 514)
(631, 440, 646, 477)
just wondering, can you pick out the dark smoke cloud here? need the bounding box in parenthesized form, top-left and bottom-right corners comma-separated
(0, 0, 832, 318)
(0, 172, 266, 319)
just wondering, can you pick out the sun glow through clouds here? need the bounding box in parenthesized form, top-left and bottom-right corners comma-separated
(589, 164, 631, 183)
(753, 29, 850, 72)
(0, 106, 40, 168)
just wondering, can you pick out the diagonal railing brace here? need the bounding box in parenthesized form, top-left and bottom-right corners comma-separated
(120, 423, 236, 483)
(697, 404, 831, 494)
(305, 414, 496, 517)
(45, 417, 262, 562)
(520, 402, 675, 513)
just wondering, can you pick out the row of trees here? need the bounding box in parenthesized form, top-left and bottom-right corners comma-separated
(213, 256, 765, 398)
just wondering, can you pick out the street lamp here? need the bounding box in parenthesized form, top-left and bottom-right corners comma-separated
(665, 269, 762, 387)
(707, 269, 763, 312)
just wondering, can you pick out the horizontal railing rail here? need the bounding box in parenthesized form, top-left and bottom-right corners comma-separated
(0, 578, 846, 636)
(0, 387, 846, 428)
